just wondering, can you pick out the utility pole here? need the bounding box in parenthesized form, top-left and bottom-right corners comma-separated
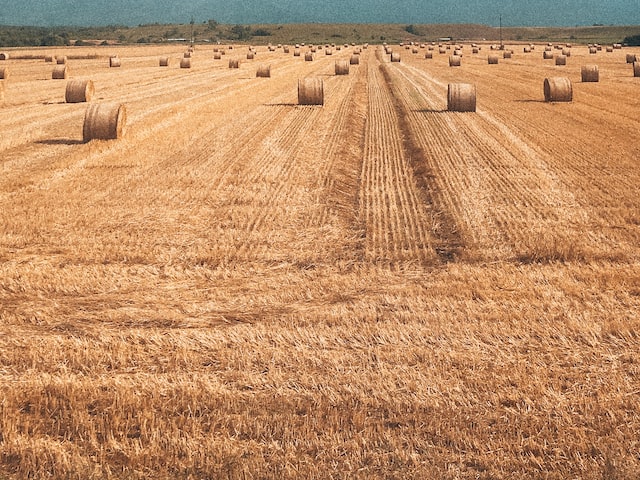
(190, 16, 195, 46)
(499, 15, 503, 50)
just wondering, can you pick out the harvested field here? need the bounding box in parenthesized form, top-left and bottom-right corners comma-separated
(1, 42, 640, 480)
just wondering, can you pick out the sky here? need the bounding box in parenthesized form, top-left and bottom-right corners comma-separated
(0, 0, 639, 27)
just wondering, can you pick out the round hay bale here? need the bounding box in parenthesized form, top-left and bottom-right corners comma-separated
(488, 54, 499, 64)
(589, 47, 597, 54)
(350, 54, 360, 65)
(283, 46, 290, 53)
(65, 79, 94, 103)
(562, 48, 571, 57)
(390, 52, 400, 62)
(256, 64, 271, 78)
(543, 51, 554, 59)
(247, 52, 255, 60)
(298, 78, 324, 106)
(626, 53, 637, 64)
(544, 77, 572, 102)
(472, 47, 479, 54)
(213, 52, 222, 60)
(0, 52, 9, 60)
(52, 65, 68, 79)
(634, 62, 640, 77)
(335, 60, 350, 75)
(0, 67, 8, 79)
(109, 56, 121, 67)
(44, 55, 54, 62)
(503, 51, 512, 58)
(425, 52, 433, 59)
(228, 59, 239, 69)
(447, 83, 476, 112)
(581, 65, 599, 82)
(305, 52, 314, 61)
(544, 46, 552, 52)
(293, 49, 301, 57)
(412, 47, 419, 54)
(555, 55, 567, 65)
(449, 55, 461, 67)
(83, 103, 126, 142)
(0, 80, 4, 103)
(523, 46, 531, 53)
(325, 48, 333, 55)
(184, 51, 191, 58)
(159, 57, 169, 67)
(56, 55, 67, 64)
(180, 58, 191, 69)
(606, 46, 614, 53)
(613, 43, 622, 49)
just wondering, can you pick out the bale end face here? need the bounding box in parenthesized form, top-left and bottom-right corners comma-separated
(390, 52, 401, 62)
(447, 83, 476, 112)
(449, 55, 461, 67)
(544, 77, 572, 102)
(634, 62, 640, 78)
(180, 58, 191, 69)
(298, 78, 324, 106)
(0, 67, 8, 80)
(159, 57, 170, 67)
(83, 103, 126, 142)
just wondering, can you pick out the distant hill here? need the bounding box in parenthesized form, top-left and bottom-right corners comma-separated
(1, 0, 639, 27)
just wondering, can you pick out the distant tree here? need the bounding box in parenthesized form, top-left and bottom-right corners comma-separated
(207, 19, 218, 31)
(231, 24, 250, 40)
(623, 34, 640, 46)
(404, 24, 419, 35)
(252, 28, 271, 37)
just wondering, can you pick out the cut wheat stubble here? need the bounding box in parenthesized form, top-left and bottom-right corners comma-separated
(65, 79, 94, 103)
(82, 103, 126, 142)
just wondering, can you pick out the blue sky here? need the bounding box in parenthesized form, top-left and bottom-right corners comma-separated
(0, 0, 639, 26)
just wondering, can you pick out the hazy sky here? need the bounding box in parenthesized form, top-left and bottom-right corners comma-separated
(1, 0, 639, 26)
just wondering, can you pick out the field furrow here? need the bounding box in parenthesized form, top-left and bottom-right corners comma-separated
(358, 51, 437, 264)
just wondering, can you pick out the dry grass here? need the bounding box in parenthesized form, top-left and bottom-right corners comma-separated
(1, 42, 640, 479)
